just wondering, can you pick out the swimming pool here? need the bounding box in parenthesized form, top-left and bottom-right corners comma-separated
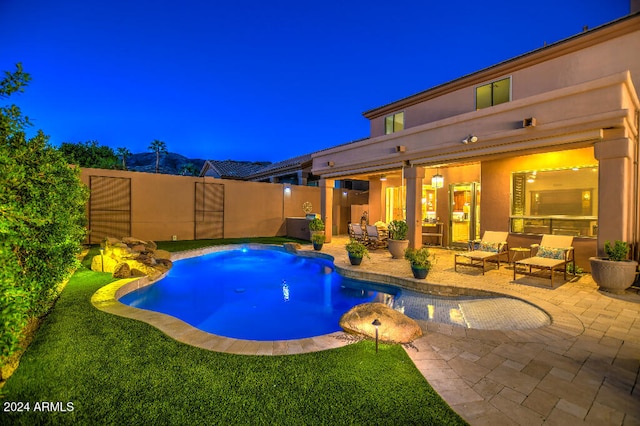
(119, 246, 550, 340)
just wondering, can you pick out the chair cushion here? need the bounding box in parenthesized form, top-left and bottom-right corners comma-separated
(537, 246, 565, 259)
(479, 242, 500, 253)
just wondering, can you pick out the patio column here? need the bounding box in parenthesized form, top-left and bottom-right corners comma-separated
(405, 166, 425, 250)
(320, 178, 334, 243)
(368, 178, 384, 224)
(594, 137, 636, 255)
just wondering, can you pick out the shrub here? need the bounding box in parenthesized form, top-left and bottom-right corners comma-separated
(604, 240, 630, 262)
(308, 218, 325, 232)
(345, 239, 369, 259)
(0, 64, 89, 367)
(388, 220, 408, 240)
(404, 247, 433, 269)
(311, 233, 325, 244)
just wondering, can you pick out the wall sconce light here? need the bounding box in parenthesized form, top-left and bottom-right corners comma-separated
(284, 185, 291, 194)
(461, 135, 478, 144)
(327, 161, 335, 167)
(372, 318, 381, 353)
(379, 175, 387, 181)
(523, 117, 537, 128)
(395, 145, 406, 153)
(431, 169, 444, 189)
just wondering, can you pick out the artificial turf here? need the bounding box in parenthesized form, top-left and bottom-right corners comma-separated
(1, 242, 468, 425)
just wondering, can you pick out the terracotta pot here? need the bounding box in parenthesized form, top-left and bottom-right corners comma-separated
(589, 257, 638, 294)
(388, 239, 409, 259)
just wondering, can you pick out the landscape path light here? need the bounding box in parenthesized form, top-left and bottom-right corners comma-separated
(372, 318, 381, 353)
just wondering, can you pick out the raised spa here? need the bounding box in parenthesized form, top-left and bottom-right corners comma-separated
(119, 247, 550, 340)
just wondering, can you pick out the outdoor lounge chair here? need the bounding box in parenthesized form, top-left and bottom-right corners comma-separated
(348, 223, 366, 243)
(365, 225, 388, 249)
(454, 231, 509, 275)
(513, 234, 575, 286)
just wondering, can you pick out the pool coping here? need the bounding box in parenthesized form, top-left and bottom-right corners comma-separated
(91, 243, 584, 356)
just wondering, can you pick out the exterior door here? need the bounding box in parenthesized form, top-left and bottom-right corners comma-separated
(449, 182, 480, 247)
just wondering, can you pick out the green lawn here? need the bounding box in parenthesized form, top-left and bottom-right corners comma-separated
(1, 241, 467, 425)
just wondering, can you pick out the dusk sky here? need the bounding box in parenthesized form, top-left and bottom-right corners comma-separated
(0, 1, 630, 163)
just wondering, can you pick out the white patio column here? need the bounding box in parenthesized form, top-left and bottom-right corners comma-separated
(594, 137, 636, 255)
(404, 167, 425, 250)
(320, 178, 334, 243)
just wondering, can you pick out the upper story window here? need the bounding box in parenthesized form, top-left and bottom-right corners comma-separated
(476, 77, 511, 110)
(384, 111, 404, 134)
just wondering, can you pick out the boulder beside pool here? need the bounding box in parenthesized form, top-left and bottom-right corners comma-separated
(339, 302, 423, 344)
(91, 236, 172, 280)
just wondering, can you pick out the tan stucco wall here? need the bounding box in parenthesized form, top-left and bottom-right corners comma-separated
(80, 169, 364, 243)
(367, 17, 640, 138)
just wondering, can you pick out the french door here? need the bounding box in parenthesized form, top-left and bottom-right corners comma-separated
(449, 182, 481, 247)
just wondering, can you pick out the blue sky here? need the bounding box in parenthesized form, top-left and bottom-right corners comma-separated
(0, 0, 630, 162)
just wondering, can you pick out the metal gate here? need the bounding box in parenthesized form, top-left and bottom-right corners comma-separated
(195, 182, 224, 239)
(89, 176, 131, 244)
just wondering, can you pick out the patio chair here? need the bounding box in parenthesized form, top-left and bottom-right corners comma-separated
(348, 223, 366, 243)
(454, 231, 509, 275)
(513, 234, 575, 286)
(365, 225, 388, 249)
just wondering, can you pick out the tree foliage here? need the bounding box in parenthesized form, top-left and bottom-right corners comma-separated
(116, 147, 132, 170)
(149, 139, 168, 173)
(0, 64, 89, 367)
(58, 140, 119, 169)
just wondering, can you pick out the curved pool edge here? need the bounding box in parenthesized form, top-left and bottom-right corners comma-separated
(92, 243, 585, 357)
(91, 272, 354, 356)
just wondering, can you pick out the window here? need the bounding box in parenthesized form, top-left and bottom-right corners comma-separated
(476, 77, 511, 110)
(384, 112, 404, 134)
(510, 166, 598, 237)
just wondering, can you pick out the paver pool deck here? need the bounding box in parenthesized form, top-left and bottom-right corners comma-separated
(319, 237, 640, 426)
(94, 237, 640, 425)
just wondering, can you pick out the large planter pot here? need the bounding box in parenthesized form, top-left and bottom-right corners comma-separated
(589, 257, 639, 294)
(348, 254, 363, 266)
(388, 239, 409, 259)
(313, 243, 323, 251)
(411, 265, 429, 279)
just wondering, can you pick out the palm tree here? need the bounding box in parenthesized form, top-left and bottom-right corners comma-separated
(148, 140, 168, 174)
(116, 147, 131, 170)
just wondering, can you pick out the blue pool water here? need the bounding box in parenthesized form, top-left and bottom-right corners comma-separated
(119, 248, 395, 340)
(119, 247, 551, 340)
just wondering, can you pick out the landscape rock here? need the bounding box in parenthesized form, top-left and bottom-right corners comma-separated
(283, 243, 301, 253)
(90, 236, 173, 279)
(154, 249, 172, 260)
(113, 262, 131, 278)
(339, 302, 423, 344)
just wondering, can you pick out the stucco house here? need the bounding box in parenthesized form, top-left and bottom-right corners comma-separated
(312, 11, 640, 271)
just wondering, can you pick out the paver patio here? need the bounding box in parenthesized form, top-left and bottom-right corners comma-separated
(317, 236, 640, 425)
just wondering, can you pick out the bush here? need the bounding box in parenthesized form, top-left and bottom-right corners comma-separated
(388, 220, 408, 240)
(308, 218, 325, 232)
(345, 239, 369, 259)
(0, 64, 89, 367)
(404, 247, 433, 269)
(311, 233, 325, 244)
(604, 240, 630, 261)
